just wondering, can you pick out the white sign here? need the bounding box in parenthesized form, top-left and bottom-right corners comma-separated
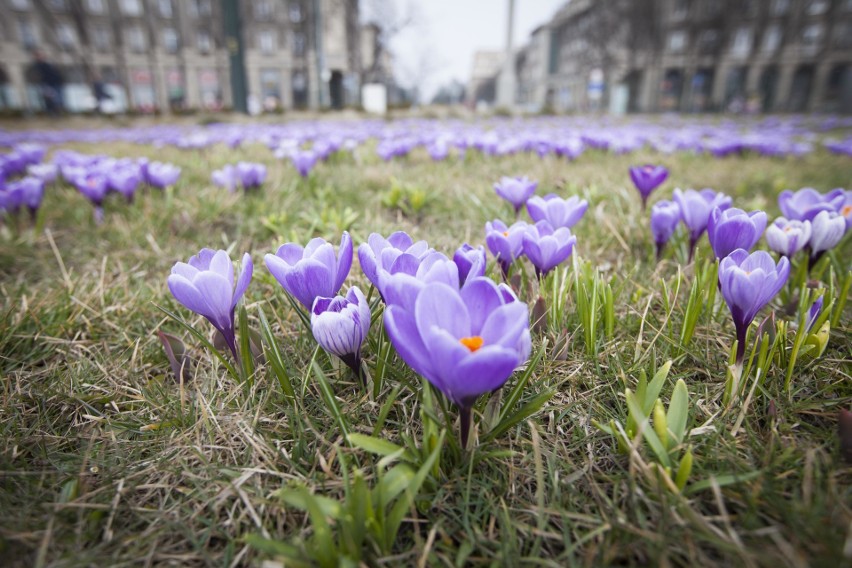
(362, 83, 387, 115)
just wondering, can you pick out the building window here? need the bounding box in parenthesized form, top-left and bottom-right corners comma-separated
(742, 0, 757, 17)
(672, 0, 689, 21)
(771, 0, 790, 15)
(698, 29, 719, 53)
(92, 25, 110, 51)
(47, 0, 67, 10)
(56, 22, 76, 47)
(834, 22, 852, 48)
(667, 30, 687, 53)
(163, 28, 179, 53)
(701, 0, 721, 17)
(127, 26, 146, 52)
(844, 0, 852, 12)
(10, 0, 30, 10)
(17, 19, 38, 49)
(120, 0, 142, 16)
(158, 0, 173, 18)
(290, 2, 303, 23)
(260, 68, 282, 108)
(254, 0, 273, 20)
(189, 0, 212, 17)
(730, 27, 752, 57)
(197, 30, 212, 53)
(762, 24, 782, 53)
(801, 23, 824, 53)
(258, 30, 277, 54)
(806, 0, 828, 15)
(85, 0, 105, 13)
(292, 31, 306, 56)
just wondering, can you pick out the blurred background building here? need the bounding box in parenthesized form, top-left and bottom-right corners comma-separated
(0, 0, 396, 113)
(473, 0, 852, 114)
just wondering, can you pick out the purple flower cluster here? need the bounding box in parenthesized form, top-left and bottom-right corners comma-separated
(483, 179, 586, 279)
(212, 162, 267, 192)
(49, 150, 181, 222)
(1, 143, 50, 221)
(169, 227, 531, 448)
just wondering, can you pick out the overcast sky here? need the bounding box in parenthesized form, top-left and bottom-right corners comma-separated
(362, 0, 567, 100)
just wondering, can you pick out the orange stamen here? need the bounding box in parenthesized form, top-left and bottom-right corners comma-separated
(502, 231, 509, 237)
(460, 336, 484, 352)
(842, 205, 852, 217)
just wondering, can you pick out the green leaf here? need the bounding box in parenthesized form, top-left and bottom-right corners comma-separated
(484, 390, 554, 442)
(243, 534, 309, 566)
(257, 306, 295, 400)
(643, 360, 672, 416)
(685, 471, 761, 494)
(625, 390, 671, 468)
(384, 431, 444, 550)
(238, 303, 254, 384)
(311, 353, 350, 440)
(348, 433, 414, 462)
(376, 463, 416, 508)
(667, 379, 689, 445)
(653, 399, 668, 451)
(276, 488, 343, 520)
(497, 338, 547, 425)
(675, 447, 693, 491)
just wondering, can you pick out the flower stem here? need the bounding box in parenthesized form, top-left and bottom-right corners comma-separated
(341, 353, 366, 387)
(735, 320, 748, 366)
(459, 406, 472, 450)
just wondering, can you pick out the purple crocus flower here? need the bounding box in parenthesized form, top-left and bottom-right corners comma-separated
(73, 173, 110, 223)
(522, 221, 577, 279)
(291, 151, 318, 178)
(673, 188, 732, 262)
(836, 190, 852, 231)
(428, 141, 449, 161)
(629, 164, 669, 209)
(719, 249, 789, 364)
(108, 167, 141, 203)
(485, 219, 528, 277)
(236, 162, 267, 190)
(212, 165, 238, 192)
(778, 188, 845, 222)
(493, 176, 537, 215)
(806, 296, 823, 332)
(167, 249, 253, 358)
(808, 210, 846, 267)
(378, 251, 460, 308)
(383, 276, 531, 447)
(311, 286, 371, 383)
(146, 162, 181, 188)
(764, 217, 812, 257)
(14, 143, 46, 166)
(27, 163, 58, 184)
(357, 231, 432, 295)
(526, 194, 588, 229)
(1, 178, 41, 220)
(650, 200, 681, 259)
(707, 207, 767, 259)
(265, 232, 353, 309)
(453, 243, 487, 286)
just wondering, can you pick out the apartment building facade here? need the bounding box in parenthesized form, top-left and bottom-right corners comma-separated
(0, 0, 363, 113)
(512, 0, 852, 113)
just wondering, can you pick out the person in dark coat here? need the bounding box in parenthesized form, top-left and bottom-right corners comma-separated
(91, 72, 112, 113)
(30, 50, 64, 115)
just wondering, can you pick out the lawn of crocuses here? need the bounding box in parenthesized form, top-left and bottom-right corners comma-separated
(1, 115, 851, 567)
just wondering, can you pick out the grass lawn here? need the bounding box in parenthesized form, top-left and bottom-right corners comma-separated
(1, 118, 850, 567)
